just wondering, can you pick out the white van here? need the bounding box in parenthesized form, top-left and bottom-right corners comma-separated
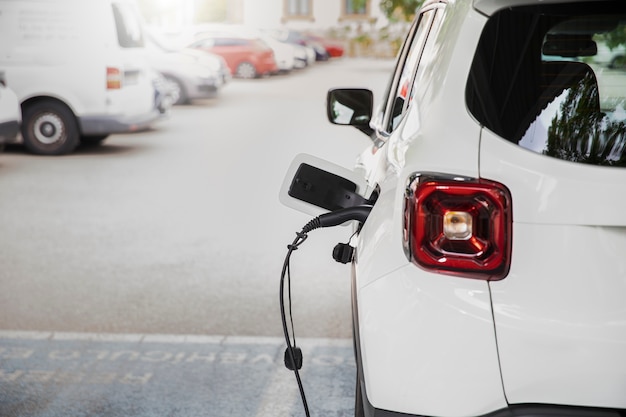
(0, 72, 21, 149)
(0, 0, 164, 155)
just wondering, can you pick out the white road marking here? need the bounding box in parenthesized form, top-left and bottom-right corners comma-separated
(0, 330, 351, 347)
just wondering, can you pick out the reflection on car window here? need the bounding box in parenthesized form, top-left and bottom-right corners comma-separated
(411, 5, 445, 106)
(466, 4, 626, 167)
(385, 9, 435, 133)
(332, 100, 355, 124)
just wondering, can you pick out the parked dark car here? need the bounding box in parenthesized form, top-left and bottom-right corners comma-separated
(305, 34, 345, 58)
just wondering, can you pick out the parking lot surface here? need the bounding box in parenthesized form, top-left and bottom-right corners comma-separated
(0, 57, 394, 416)
(0, 331, 354, 417)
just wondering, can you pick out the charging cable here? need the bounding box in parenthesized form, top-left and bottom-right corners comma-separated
(280, 205, 372, 417)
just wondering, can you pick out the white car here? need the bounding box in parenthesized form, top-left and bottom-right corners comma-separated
(281, 1, 626, 417)
(593, 41, 626, 69)
(257, 33, 296, 73)
(0, 74, 21, 148)
(262, 28, 316, 68)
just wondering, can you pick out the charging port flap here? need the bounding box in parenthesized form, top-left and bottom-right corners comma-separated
(279, 153, 368, 218)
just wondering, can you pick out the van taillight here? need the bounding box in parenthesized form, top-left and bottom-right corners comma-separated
(107, 67, 122, 89)
(403, 174, 512, 281)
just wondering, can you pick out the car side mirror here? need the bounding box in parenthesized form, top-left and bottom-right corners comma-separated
(326, 88, 375, 137)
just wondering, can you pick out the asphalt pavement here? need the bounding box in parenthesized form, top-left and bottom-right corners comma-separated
(0, 57, 395, 417)
(0, 330, 355, 417)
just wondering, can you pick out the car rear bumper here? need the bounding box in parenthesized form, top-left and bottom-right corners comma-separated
(189, 80, 220, 99)
(365, 403, 626, 417)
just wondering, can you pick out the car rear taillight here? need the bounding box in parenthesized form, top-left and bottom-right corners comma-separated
(403, 174, 512, 281)
(106, 67, 122, 90)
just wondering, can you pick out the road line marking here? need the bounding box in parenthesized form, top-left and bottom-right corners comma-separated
(255, 342, 321, 417)
(0, 330, 351, 347)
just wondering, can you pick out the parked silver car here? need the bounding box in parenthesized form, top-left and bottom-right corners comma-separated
(144, 32, 230, 105)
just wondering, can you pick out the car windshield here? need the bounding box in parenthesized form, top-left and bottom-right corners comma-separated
(466, 3, 626, 167)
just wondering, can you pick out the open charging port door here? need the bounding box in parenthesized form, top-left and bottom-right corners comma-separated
(279, 153, 369, 218)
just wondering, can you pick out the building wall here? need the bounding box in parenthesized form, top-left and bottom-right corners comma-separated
(239, 0, 388, 32)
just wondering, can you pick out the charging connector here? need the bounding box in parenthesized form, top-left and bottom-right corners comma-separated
(302, 205, 373, 233)
(280, 205, 373, 417)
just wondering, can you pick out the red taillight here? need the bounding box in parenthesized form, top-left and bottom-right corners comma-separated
(107, 67, 122, 90)
(404, 174, 512, 281)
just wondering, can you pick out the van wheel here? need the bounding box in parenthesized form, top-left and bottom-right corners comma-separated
(235, 62, 257, 79)
(22, 101, 79, 155)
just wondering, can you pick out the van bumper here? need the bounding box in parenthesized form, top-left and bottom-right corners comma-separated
(0, 120, 20, 144)
(78, 109, 163, 135)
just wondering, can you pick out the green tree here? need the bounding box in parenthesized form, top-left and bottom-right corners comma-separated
(601, 23, 626, 49)
(379, 0, 425, 22)
(545, 72, 626, 166)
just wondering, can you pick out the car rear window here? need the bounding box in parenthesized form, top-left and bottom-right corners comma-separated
(466, 2, 626, 167)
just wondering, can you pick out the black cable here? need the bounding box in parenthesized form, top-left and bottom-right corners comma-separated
(280, 229, 310, 417)
(279, 205, 373, 417)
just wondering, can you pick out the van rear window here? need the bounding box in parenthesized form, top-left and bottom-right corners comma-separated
(466, 2, 626, 167)
(112, 3, 144, 48)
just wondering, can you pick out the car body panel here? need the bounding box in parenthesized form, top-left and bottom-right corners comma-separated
(490, 222, 626, 408)
(480, 130, 626, 226)
(354, 3, 510, 415)
(356, 262, 508, 416)
(0, 80, 21, 145)
(352, 165, 507, 416)
(481, 129, 626, 407)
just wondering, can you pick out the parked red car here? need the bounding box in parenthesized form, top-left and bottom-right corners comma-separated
(189, 35, 278, 79)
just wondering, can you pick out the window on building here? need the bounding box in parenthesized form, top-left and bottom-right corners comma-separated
(344, 0, 368, 16)
(285, 0, 311, 18)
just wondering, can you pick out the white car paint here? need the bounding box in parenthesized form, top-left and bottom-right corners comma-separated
(0, 79, 20, 146)
(281, 0, 626, 416)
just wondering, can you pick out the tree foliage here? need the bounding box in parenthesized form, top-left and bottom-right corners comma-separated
(601, 23, 626, 49)
(379, 0, 425, 22)
(545, 72, 626, 166)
